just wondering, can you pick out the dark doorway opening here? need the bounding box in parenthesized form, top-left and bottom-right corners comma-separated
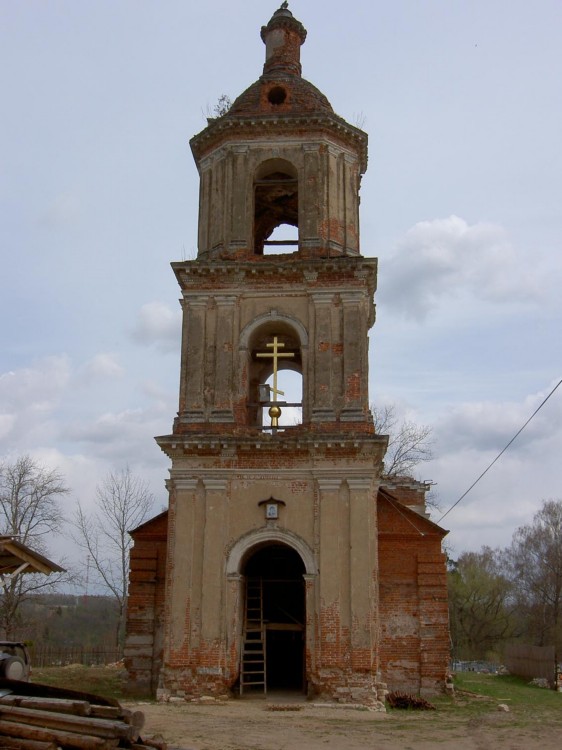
(241, 544, 305, 694)
(266, 630, 304, 689)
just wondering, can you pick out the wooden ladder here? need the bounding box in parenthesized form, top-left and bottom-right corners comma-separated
(240, 577, 266, 695)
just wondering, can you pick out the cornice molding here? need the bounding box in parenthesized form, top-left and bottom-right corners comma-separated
(191, 113, 368, 173)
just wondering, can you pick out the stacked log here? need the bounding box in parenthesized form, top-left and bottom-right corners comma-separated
(0, 689, 163, 750)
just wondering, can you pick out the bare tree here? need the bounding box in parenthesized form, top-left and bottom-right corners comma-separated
(371, 403, 434, 477)
(72, 467, 155, 648)
(508, 499, 562, 655)
(448, 547, 519, 660)
(0, 455, 70, 637)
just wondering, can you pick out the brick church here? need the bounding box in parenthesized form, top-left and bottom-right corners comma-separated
(124, 5, 450, 706)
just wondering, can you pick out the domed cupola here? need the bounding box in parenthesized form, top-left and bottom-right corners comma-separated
(226, 4, 333, 118)
(190, 3, 368, 260)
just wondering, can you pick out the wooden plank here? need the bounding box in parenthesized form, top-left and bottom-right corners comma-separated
(0, 696, 91, 716)
(0, 733, 57, 750)
(88, 706, 123, 720)
(0, 680, 119, 708)
(0, 720, 119, 750)
(88, 705, 144, 728)
(0, 706, 138, 743)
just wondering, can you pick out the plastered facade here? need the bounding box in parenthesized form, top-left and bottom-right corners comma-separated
(124, 5, 449, 705)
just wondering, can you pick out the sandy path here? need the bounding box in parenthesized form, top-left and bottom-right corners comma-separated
(130, 696, 560, 750)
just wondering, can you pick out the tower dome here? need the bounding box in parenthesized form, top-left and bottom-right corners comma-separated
(190, 3, 368, 260)
(227, 3, 333, 118)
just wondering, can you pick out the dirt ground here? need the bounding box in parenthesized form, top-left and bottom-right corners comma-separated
(130, 693, 562, 750)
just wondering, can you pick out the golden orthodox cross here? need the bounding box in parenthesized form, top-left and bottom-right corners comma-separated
(256, 336, 294, 427)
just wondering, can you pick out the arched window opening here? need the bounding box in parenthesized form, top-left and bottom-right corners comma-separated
(254, 160, 298, 255)
(247, 323, 303, 430)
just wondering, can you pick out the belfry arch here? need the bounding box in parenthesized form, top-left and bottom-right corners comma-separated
(254, 158, 299, 254)
(239, 311, 309, 352)
(239, 313, 308, 427)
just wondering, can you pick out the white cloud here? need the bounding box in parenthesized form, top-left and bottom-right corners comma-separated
(379, 216, 543, 319)
(77, 353, 125, 383)
(435, 380, 562, 456)
(0, 356, 71, 408)
(131, 302, 181, 351)
(69, 408, 146, 444)
(65, 401, 172, 465)
(0, 415, 15, 441)
(428, 380, 562, 553)
(0, 356, 71, 449)
(140, 379, 174, 407)
(0, 356, 171, 572)
(0, 352, 173, 475)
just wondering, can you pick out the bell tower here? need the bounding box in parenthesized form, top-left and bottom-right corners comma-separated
(156, 4, 389, 705)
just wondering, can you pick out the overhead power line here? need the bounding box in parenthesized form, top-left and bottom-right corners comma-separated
(437, 378, 562, 524)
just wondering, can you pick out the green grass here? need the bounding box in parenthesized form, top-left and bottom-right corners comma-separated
(454, 672, 562, 708)
(31, 664, 129, 702)
(378, 672, 562, 739)
(426, 671, 562, 730)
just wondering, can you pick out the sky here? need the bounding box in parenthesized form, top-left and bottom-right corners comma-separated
(1, 0, 561, 577)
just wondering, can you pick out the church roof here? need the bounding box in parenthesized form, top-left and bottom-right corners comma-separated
(227, 75, 333, 118)
(190, 4, 368, 172)
(128, 509, 169, 538)
(378, 488, 449, 537)
(228, 4, 333, 117)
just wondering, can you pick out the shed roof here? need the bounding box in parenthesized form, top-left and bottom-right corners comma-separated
(0, 536, 64, 577)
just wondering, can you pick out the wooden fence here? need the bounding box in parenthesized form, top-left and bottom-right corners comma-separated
(504, 643, 556, 686)
(29, 645, 122, 668)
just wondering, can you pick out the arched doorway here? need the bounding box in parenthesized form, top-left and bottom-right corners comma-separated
(240, 543, 306, 694)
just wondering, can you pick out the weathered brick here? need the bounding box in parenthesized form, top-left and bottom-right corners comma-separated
(124, 6, 449, 705)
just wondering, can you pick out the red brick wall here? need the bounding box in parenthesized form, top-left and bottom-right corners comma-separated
(123, 512, 168, 696)
(125, 491, 449, 698)
(377, 492, 450, 695)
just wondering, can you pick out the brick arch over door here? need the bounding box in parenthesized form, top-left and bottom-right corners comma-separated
(225, 527, 316, 576)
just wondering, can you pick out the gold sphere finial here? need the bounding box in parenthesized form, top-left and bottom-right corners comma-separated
(268, 404, 282, 428)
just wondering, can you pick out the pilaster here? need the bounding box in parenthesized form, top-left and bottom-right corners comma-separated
(347, 477, 378, 673)
(210, 296, 237, 422)
(165, 478, 199, 654)
(201, 479, 229, 642)
(311, 293, 336, 421)
(316, 477, 345, 667)
(341, 291, 368, 421)
(180, 297, 208, 422)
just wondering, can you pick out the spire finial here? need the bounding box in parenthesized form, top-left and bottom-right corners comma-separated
(261, 3, 307, 77)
